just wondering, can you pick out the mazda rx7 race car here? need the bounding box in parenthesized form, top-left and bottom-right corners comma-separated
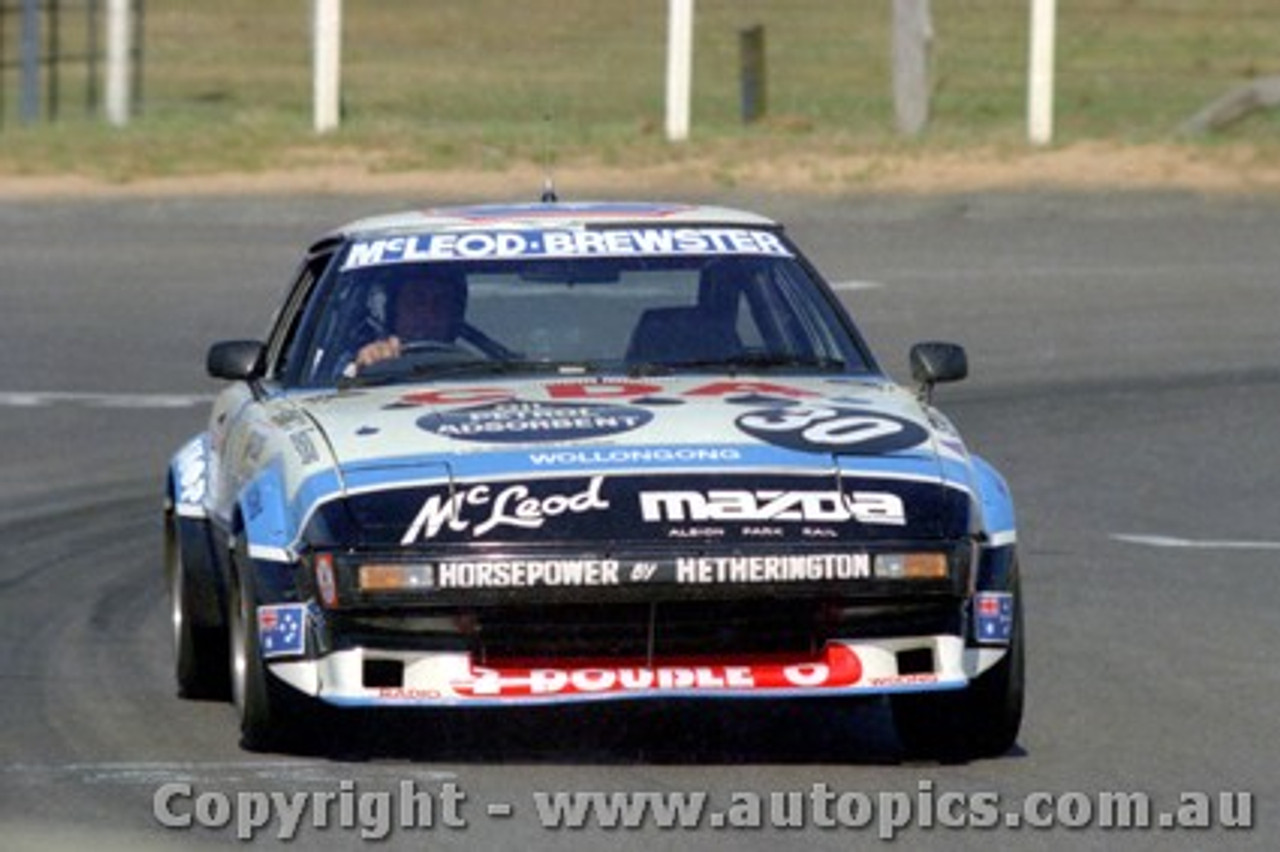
(165, 201, 1022, 758)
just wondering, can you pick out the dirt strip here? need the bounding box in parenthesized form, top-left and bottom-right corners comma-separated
(1, 142, 1278, 199)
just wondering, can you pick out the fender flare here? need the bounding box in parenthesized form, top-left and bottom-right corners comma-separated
(969, 453, 1016, 547)
(166, 434, 225, 629)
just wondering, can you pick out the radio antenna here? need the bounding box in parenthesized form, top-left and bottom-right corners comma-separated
(540, 112, 558, 203)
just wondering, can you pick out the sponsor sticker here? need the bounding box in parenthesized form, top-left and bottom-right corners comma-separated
(380, 473, 926, 547)
(639, 487, 907, 527)
(527, 447, 741, 468)
(398, 380, 816, 407)
(736, 405, 929, 454)
(434, 559, 620, 588)
(451, 644, 863, 698)
(417, 399, 652, 444)
(341, 227, 793, 269)
(258, 604, 307, 659)
(398, 553, 872, 589)
(174, 439, 207, 511)
(290, 431, 321, 465)
(402, 476, 610, 542)
(974, 592, 1015, 644)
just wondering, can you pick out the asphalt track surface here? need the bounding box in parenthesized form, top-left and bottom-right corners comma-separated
(1, 191, 1278, 850)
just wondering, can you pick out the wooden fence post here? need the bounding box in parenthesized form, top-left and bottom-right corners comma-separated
(105, 0, 131, 126)
(740, 24, 766, 124)
(1028, 0, 1057, 145)
(312, 0, 342, 133)
(665, 0, 694, 141)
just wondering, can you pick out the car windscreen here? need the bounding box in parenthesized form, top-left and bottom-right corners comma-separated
(283, 240, 873, 388)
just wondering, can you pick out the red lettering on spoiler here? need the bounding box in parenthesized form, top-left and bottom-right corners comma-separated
(452, 644, 862, 699)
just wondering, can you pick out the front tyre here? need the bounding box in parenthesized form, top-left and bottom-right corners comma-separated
(228, 542, 311, 752)
(891, 570, 1025, 762)
(166, 511, 228, 700)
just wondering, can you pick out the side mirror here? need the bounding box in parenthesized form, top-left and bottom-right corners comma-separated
(909, 341, 968, 400)
(207, 340, 265, 382)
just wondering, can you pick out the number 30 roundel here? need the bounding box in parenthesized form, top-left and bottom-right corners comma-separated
(736, 406, 930, 454)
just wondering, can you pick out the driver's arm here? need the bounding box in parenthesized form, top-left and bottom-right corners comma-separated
(353, 335, 402, 371)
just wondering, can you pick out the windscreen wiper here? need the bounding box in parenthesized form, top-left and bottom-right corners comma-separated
(628, 353, 847, 377)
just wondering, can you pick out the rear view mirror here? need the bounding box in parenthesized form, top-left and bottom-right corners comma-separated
(207, 340, 265, 382)
(909, 341, 968, 400)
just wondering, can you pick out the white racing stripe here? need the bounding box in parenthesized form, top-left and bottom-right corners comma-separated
(0, 391, 210, 409)
(1112, 533, 1280, 551)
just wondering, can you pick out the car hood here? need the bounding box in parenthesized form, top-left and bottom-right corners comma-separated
(286, 374, 977, 545)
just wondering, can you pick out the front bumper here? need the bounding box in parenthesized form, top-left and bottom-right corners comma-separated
(252, 542, 1018, 707)
(268, 635, 1010, 707)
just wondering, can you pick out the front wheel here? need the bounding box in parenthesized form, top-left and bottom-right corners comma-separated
(228, 543, 311, 752)
(891, 577, 1025, 761)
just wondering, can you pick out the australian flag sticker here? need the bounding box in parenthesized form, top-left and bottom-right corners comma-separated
(258, 604, 307, 659)
(974, 592, 1015, 644)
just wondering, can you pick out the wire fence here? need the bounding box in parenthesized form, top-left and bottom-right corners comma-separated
(4, 0, 1279, 144)
(0, 0, 144, 128)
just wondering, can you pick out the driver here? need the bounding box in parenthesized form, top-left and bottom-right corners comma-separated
(352, 270, 467, 372)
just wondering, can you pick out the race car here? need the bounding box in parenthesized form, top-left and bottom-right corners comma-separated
(164, 200, 1022, 758)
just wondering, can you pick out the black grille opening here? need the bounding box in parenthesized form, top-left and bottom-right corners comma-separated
(896, 647, 935, 676)
(475, 603, 651, 662)
(472, 600, 827, 663)
(363, 658, 404, 688)
(342, 596, 961, 664)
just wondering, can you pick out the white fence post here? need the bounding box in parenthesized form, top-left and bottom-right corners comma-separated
(313, 0, 342, 133)
(1028, 0, 1056, 145)
(665, 0, 694, 142)
(105, 0, 131, 126)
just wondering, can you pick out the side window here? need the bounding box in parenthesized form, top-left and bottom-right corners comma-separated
(265, 250, 336, 382)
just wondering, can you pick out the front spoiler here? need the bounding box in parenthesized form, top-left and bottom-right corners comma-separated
(267, 636, 1008, 708)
